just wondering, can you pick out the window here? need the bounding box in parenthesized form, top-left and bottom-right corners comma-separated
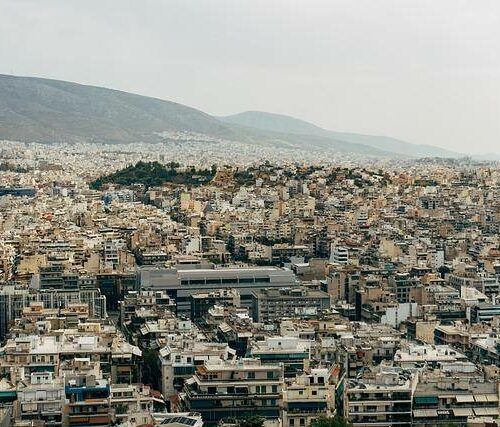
(267, 371, 274, 379)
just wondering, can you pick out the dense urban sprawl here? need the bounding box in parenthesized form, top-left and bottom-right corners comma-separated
(0, 140, 499, 427)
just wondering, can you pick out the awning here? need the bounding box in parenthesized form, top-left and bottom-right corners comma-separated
(486, 394, 499, 402)
(474, 394, 490, 402)
(414, 396, 439, 405)
(474, 407, 499, 417)
(413, 409, 438, 418)
(453, 408, 474, 417)
(455, 395, 475, 403)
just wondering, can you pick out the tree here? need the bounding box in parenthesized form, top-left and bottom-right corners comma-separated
(115, 403, 128, 415)
(438, 265, 450, 279)
(238, 416, 264, 427)
(311, 416, 352, 427)
(220, 416, 264, 427)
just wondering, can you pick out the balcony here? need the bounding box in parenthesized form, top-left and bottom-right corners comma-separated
(286, 402, 328, 413)
(348, 396, 411, 402)
(184, 388, 280, 400)
(348, 409, 411, 415)
(68, 414, 111, 426)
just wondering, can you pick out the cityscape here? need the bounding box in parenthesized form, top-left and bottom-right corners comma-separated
(0, 1, 499, 427)
(0, 138, 499, 427)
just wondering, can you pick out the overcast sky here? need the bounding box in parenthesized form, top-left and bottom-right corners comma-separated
(1, 0, 499, 154)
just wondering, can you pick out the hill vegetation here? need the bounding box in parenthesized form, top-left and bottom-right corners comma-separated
(90, 161, 215, 190)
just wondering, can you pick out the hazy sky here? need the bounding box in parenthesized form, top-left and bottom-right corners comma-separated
(1, 0, 499, 154)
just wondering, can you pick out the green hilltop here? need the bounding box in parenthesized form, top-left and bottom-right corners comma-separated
(90, 161, 215, 190)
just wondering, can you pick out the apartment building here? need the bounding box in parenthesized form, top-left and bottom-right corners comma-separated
(282, 367, 337, 427)
(159, 341, 233, 398)
(15, 372, 65, 426)
(249, 336, 311, 378)
(64, 359, 111, 427)
(181, 358, 283, 426)
(344, 364, 418, 427)
(251, 287, 331, 323)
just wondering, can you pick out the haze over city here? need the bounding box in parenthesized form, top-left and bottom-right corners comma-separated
(1, 0, 499, 154)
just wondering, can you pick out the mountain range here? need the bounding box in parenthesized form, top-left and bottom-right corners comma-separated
(0, 74, 465, 158)
(219, 111, 462, 158)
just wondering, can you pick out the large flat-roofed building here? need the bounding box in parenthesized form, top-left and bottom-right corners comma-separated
(138, 265, 298, 316)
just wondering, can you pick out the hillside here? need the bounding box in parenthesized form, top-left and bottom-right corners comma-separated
(90, 161, 215, 189)
(220, 111, 462, 158)
(0, 74, 452, 158)
(0, 74, 238, 144)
